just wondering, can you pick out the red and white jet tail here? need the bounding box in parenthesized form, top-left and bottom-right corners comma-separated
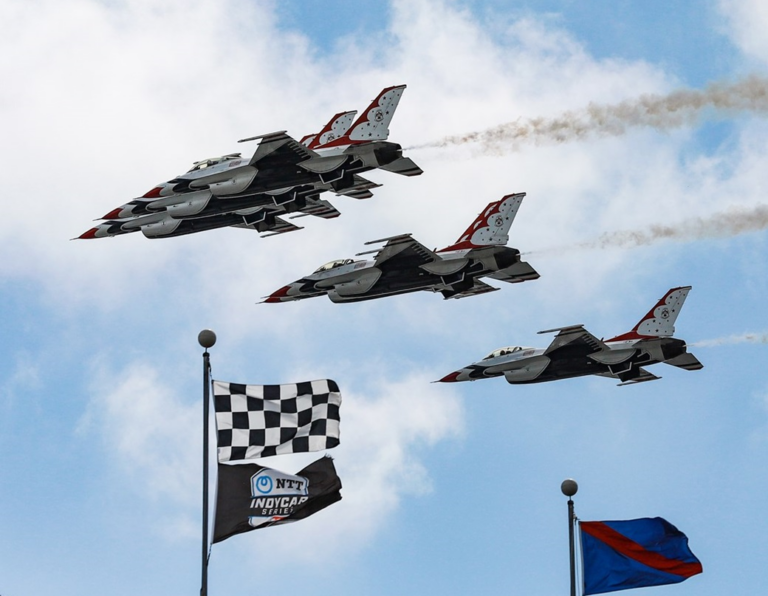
(301, 110, 358, 149)
(321, 85, 407, 147)
(438, 193, 526, 252)
(607, 286, 693, 342)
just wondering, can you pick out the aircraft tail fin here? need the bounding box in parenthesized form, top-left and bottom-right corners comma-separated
(322, 86, 407, 147)
(607, 286, 692, 342)
(438, 193, 526, 252)
(305, 111, 358, 149)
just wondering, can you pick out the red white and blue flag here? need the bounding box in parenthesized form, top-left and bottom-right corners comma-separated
(580, 517, 702, 595)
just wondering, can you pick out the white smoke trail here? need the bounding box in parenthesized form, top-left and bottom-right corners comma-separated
(408, 76, 768, 152)
(690, 332, 768, 347)
(524, 203, 768, 256)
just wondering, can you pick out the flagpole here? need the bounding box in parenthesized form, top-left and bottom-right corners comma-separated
(199, 329, 217, 596)
(561, 478, 579, 596)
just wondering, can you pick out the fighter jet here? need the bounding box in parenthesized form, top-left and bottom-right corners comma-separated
(262, 192, 539, 304)
(438, 286, 703, 386)
(78, 86, 421, 240)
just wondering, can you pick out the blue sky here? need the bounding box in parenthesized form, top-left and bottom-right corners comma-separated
(1, 0, 768, 594)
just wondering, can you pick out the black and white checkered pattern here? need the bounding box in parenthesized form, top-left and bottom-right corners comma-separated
(212, 379, 341, 461)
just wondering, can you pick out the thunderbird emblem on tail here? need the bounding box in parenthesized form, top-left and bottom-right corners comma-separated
(262, 193, 539, 304)
(78, 86, 421, 240)
(438, 286, 703, 386)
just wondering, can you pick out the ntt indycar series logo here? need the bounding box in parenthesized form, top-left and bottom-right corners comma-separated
(248, 468, 310, 527)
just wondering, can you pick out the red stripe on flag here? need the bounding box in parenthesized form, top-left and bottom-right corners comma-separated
(581, 522, 703, 578)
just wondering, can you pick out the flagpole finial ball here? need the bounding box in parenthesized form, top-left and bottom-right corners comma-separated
(198, 329, 217, 349)
(561, 478, 578, 497)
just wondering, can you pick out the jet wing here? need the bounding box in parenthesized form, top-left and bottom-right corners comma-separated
(243, 131, 317, 168)
(357, 234, 438, 268)
(538, 325, 608, 356)
(441, 279, 500, 300)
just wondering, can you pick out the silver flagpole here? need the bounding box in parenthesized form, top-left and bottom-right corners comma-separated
(199, 330, 217, 596)
(561, 479, 579, 596)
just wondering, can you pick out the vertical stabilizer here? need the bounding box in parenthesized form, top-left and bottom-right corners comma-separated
(438, 193, 526, 252)
(322, 85, 407, 146)
(307, 111, 357, 149)
(607, 286, 692, 342)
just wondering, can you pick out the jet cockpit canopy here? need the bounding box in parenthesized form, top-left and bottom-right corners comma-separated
(313, 259, 355, 273)
(186, 153, 242, 173)
(482, 346, 531, 360)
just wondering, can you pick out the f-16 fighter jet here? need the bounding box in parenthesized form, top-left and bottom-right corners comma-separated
(438, 286, 703, 386)
(262, 193, 539, 304)
(78, 86, 421, 240)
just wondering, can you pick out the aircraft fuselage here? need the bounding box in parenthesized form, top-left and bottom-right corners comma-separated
(455, 337, 689, 384)
(285, 246, 523, 303)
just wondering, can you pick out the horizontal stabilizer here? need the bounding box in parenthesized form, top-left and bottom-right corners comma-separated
(487, 261, 540, 284)
(665, 352, 703, 371)
(378, 156, 423, 177)
(340, 188, 374, 199)
(290, 198, 341, 220)
(258, 216, 303, 237)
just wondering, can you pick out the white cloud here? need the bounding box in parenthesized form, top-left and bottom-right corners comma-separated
(4, 0, 767, 391)
(81, 355, 464, 559)
(3, 0, 764, 331)
(3, 1, 768, 594)
(80, 360, 199, 507)
(718, 0, 768, 64)
(1, 351, 43, 409)
(243, 374, 464, 562)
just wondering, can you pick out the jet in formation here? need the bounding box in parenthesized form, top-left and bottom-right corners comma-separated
(78, 86, 421, 240)
(262, 192, 539, 303)
(438, 286, 703, 386)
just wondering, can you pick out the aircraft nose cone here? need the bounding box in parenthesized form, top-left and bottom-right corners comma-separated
(437, 371, 462, 383)
(101, 207, 125, 219)
(77, 227, 99, 240)
(262, 285, 293, 303)
(142, 186, 164, 198)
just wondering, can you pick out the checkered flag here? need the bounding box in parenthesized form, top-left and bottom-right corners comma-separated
(212, 379, 341, 462)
